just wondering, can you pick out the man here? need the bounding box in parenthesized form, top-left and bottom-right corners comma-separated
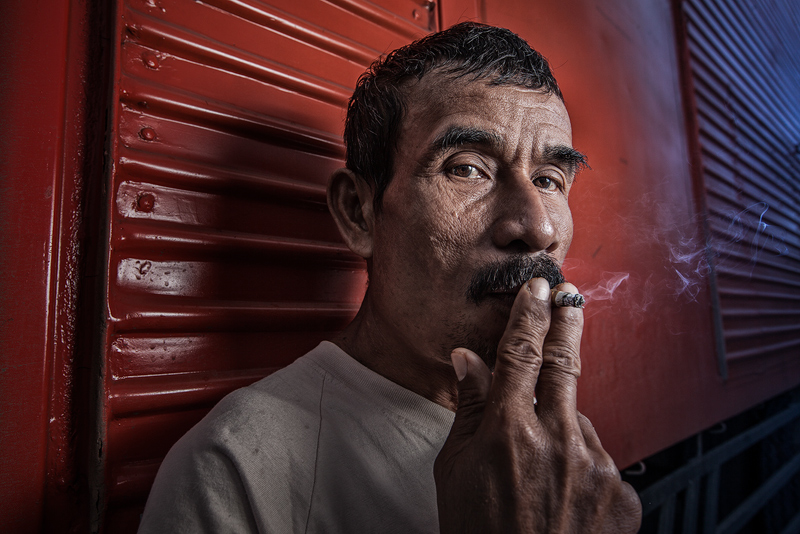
(139, 22, 641, 533)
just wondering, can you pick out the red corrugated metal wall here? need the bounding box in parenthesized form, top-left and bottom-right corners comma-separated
(99, 0, 440, 529)
(482, 0, 800, 471)
(680, 0, 800, 372)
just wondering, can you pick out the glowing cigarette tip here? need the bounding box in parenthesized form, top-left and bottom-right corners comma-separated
(552, 290, 586, 308)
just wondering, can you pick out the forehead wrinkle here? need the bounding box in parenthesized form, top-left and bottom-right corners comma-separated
(399, 77, 576, 182)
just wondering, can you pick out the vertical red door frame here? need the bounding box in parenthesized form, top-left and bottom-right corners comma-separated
(0, 0, 110, 531)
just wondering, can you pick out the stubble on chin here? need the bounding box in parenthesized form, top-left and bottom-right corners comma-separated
(446, 307, 509, 371)
(449, 253, 564, 370)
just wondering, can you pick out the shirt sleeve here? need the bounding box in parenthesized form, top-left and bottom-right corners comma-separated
(137, 430, 260, 534)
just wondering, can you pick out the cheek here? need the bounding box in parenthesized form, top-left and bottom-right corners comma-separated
(423, 192, 489, 271)
(426, 217, 472, 269)
(551, 198, 574, 251)
(379, 178, 489, 274)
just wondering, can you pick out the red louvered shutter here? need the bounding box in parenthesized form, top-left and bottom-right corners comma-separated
(100, 0, 439, 529)
(681, 0, 800, 376)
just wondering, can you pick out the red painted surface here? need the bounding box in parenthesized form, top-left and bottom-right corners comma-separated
(469, 0, 800, 467)
(1, 0, 111, 530)
(0, 0, 70, 531)
(680, 0, 800, 369)
(2, 0, 799, 532)
(98, 0, 437, 530)
(0, 0, 106, 532)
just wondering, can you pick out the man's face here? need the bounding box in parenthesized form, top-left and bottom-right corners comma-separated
(367, 73, 580, 365)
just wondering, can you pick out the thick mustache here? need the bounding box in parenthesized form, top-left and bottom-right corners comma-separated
(466, 254, 565, 304)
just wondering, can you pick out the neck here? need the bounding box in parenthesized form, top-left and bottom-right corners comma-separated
(331, 292, 459, 412)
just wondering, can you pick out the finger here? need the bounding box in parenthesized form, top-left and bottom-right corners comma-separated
(446, 348, 493, 442)
(576, 414, 644, 530)
(576, 411, 619, 472)
(536, 282, 584, 428)
(576, 413, 625, 480)
(490, 277, 552, 410)
(576, 412, 604, 452)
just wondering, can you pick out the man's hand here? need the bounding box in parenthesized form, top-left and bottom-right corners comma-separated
(434, 278, 642, 533)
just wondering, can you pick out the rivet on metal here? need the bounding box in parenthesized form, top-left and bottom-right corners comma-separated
(140, 127, 157, 141)
(136, 193, 156, 213)
(142, 51, 159, 69)
(412, 9, 421, 20)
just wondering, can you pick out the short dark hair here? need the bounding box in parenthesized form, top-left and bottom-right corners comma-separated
(344, 22, 563, 212)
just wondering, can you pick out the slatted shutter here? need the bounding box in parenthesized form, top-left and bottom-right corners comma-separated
(100, 0, 437, 529)
(681, 0, 800, 377)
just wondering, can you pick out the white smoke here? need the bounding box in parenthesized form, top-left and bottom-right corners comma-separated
(565, 197, 789, 324)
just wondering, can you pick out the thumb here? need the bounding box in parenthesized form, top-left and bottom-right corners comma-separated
(446, 348, 492, 442)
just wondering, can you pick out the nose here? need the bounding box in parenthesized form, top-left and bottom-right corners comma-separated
(490, 174, 562, 254)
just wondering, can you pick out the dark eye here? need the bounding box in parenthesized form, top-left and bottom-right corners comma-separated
(533, 175, 560, 191)
(450, 164, 481, 179)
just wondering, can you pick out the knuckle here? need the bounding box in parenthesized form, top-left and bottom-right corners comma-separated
(577, 412, 593, 430)
(485, 427, 512, 453)
(606, 482, 644, 530)
(594, 459, 623, 482)
(499, 336, 543, 366)
(433, 455, 443, 475)
(510, 300, 550, 333)
(577, 459, 624, 503)
(621, 481, 644, 512)
(560, 440, 619, 483)
(542, 347, 581, 377)
(433, 453, 449, 475)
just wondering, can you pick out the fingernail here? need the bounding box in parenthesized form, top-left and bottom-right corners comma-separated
(528, 278, 550, 301)
(451, 350, 467, 381)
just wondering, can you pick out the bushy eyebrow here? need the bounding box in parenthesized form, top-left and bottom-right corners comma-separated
(421, 125, 589, 177)
(542, 145, 589, 176)
(429, 126, 505, 154)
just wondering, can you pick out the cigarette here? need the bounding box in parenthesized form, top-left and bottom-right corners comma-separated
(551, 290, 585, 308)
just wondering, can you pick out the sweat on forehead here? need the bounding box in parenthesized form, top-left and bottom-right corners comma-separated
(343, 22, 563, 212)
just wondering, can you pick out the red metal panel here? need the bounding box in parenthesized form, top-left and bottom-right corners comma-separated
(452, 0, 800, 468)
(99, 0, 438, 530)
(0, 2, 64, 529)
(682, 0, 800, 368)
(0, 0, 107, 532)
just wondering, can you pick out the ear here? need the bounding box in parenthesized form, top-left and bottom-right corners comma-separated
(327, 168, 375, 259)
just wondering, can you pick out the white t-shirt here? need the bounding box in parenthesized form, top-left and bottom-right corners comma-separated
(138, 341, 456, 533)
